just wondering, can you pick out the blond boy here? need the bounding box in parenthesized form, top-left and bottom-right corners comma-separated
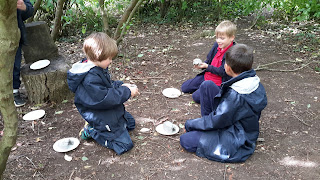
(181, 20, 237, 107)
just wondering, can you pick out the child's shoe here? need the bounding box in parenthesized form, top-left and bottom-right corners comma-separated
(79, 122, 93, 140)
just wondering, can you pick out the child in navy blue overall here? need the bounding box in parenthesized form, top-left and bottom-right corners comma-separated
(181, 20, 236, 106)
(180, 44, 267, 163)
(67, 32, 139, 155)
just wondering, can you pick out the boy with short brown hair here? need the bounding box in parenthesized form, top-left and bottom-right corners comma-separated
(67, 32, 139, 155)
(180, 44, 267, 162)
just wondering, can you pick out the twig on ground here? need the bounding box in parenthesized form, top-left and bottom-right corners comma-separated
(255, 59, 318, 72)
(223, 165, 227, 180)
(25, 156, 44, 179)
(291, 113, 312, 127)
(69, 170, 75, 180)
(131, 77, 165, 80)
(163, 135, 180, 142)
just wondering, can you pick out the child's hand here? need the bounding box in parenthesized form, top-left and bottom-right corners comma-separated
(129, 87, 139, 97)
(17, 0, 27, 11)
(122, 84, 139, 97)
(194, 63, 208, 69)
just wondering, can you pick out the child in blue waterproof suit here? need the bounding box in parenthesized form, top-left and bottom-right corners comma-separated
(67, 32, 139, 155)
(180, 44, 267, 162)
(181, 20, 236, 104)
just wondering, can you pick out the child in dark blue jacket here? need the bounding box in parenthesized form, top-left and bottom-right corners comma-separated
(180, 44, 268, 163)
(181, 20, 236, 104)
(67, 32, 139, 155)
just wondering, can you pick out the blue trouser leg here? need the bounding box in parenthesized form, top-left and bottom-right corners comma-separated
(180, 131, 203, 152)
(124, 111, 135, 131)
(199, 81, 220, 116)
(181, 75, 204, 93)
(13, 45, 22, 89)
(191, 89, 201, 103)
(181, 75, 204, 103)
(107, 130, 133, 155)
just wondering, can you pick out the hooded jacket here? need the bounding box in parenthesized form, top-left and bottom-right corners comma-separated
(185, 69, 267, 162)
(67, 61, 131, 147)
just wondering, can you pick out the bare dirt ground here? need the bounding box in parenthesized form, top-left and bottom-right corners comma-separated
(1, 18, 320, 179)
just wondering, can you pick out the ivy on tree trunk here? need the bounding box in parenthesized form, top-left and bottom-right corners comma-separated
(0, 0, 20, 179)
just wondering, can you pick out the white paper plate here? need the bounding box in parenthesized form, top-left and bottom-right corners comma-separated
(30, 59, 50, 70)
(23, 109, 46, 121)
(162, 88, 181, 98)
(53, 137, 80, 153)
(156, 123, 179, 135)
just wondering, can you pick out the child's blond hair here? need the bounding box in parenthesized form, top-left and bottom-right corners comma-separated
(83, 32, 118, 62)
(215, 20, 237, 38)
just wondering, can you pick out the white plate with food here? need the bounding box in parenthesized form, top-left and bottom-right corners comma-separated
(53, 137, 80, 153)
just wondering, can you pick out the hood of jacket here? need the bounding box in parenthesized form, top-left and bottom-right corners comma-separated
(67, 61, 96, 93)
(221, 69, 267, 113)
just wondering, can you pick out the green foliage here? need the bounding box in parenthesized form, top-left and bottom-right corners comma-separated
(138, 0, 319, 25)
(33, 0, 129, 39)
(32, 0, 319, 39)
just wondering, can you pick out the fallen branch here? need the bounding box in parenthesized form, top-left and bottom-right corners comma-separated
(255, 59, 318, 72)
(291, 110, 312, 127)
(25, 156, 45, 179)
(131, 77, 165, 80)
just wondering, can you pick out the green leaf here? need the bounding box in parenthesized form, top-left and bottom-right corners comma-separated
(137, 136, 144, 140)
(138, 54, 144, 58)
(82, 156, 88, 161)
(55, 111, 64, 115)
(179, 123, 184, 128)
(62, 100, 68, 103)
(307, 104, 311, 108)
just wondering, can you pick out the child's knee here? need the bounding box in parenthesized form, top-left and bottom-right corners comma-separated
(200, 80, 215, 89)
(124, 111, 135, 130)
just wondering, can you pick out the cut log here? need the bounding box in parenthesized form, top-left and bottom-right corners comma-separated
(21, 55, 73, 104)
(22, 21, 59, 64)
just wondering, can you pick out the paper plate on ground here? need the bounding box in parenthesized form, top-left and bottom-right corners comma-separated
(162, 88, 181, 98)
(156, 121, 179, 135)
(23, 109, 46, 121)
(30, 59, 50, 70)
(53, 137, 80, 153)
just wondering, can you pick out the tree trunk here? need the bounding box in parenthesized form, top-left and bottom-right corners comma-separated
(26, 0, 42, 23)
(51, 0, 66, 41)
(0, 1, 20, 179)
(99, 0, 111, 36)
(160, 0, 171, 18)
(116, 0, 144, 44)
(113, 0, 140, 41)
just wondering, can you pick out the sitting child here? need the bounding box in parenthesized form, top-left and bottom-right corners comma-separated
(181, 20, 236, 104)
(67, 32, 139, 155)
(180, 44, 268, 162)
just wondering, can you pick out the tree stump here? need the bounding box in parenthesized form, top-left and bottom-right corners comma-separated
(21, 55, 72, 104)
(20, 21, 73, 104)
(22, 21, 59, 64)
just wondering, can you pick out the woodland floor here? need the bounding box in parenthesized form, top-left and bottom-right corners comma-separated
(1, 18, 320, 180)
